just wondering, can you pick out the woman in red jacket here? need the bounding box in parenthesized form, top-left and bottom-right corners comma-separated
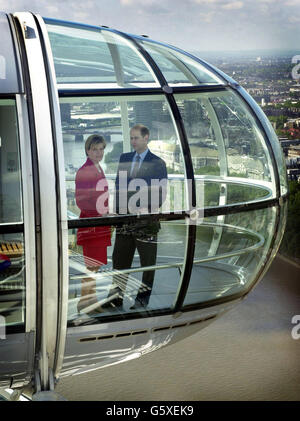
(75, 134, 111, 314)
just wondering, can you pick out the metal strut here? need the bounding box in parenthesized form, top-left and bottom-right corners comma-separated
(32, 368, 67, 401)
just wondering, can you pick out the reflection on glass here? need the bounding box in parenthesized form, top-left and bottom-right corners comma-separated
(184, 207, 276, 307)
(0, 14, 21, 93)
(0, 99, 23, 223)
(139, 39, 223, 86)
(176, 91, 273, 181)
(45, 19, 158, 86)
(238, 89, 288, 196)
(0, 233, 25, 329)
(210, 93, 272, 181)
(265, 118, 288, 195)
(68, 220, 187, 323)
(175, 91, 275, 208)
(271, 201, 287, 260)
(201, 182, 271, 207)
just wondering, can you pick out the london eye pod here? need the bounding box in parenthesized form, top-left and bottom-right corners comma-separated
(0, 11, 287, 398)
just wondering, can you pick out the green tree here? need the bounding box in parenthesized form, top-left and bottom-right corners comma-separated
(268, 115, 288, 130)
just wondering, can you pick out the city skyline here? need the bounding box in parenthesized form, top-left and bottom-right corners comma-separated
(0, 0, 300, 52)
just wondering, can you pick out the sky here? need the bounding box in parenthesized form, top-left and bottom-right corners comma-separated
(1, 0, 300, 52)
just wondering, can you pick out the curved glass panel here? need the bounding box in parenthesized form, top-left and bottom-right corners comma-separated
(263, 118, 288, 196)
(237, 87, 288, 196)
(44, 19, 158, 87)
(175, 90, 276, 207)
(68, 218, 187, 324)
(201, 181, 272, 207)
(210, 93, 273, 182)
(59, 94, 192, 323)
(138, 39, 224, 86)
(271, 201, 287, 260)
(183, 206, 277, 306)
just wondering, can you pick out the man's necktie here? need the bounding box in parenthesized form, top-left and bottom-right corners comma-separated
(131, 155, 140, 178)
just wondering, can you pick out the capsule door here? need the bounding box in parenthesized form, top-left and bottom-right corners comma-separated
(9, 12, 69, 391)
(0, 13, 36, 389)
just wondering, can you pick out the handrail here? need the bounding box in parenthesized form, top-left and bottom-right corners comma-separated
(65, 173, 274, 220)
(65, 171, 273, 188)
(69, 221, 265, 281)
(65, 172, 273, 195)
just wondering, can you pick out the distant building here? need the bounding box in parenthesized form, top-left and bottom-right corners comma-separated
(284, 118, 300, 129)
(290, 86, 300, 93)
(288, 145, 300, 160)
(287, 168, 300, 182)
(149, 140, 265, 179)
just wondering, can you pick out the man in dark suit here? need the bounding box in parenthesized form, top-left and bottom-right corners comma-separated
(104, 124, 167, 311)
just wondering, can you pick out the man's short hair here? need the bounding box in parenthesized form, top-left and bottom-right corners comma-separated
(85, 134, 106, 155)
(131, 124, 150, 138)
